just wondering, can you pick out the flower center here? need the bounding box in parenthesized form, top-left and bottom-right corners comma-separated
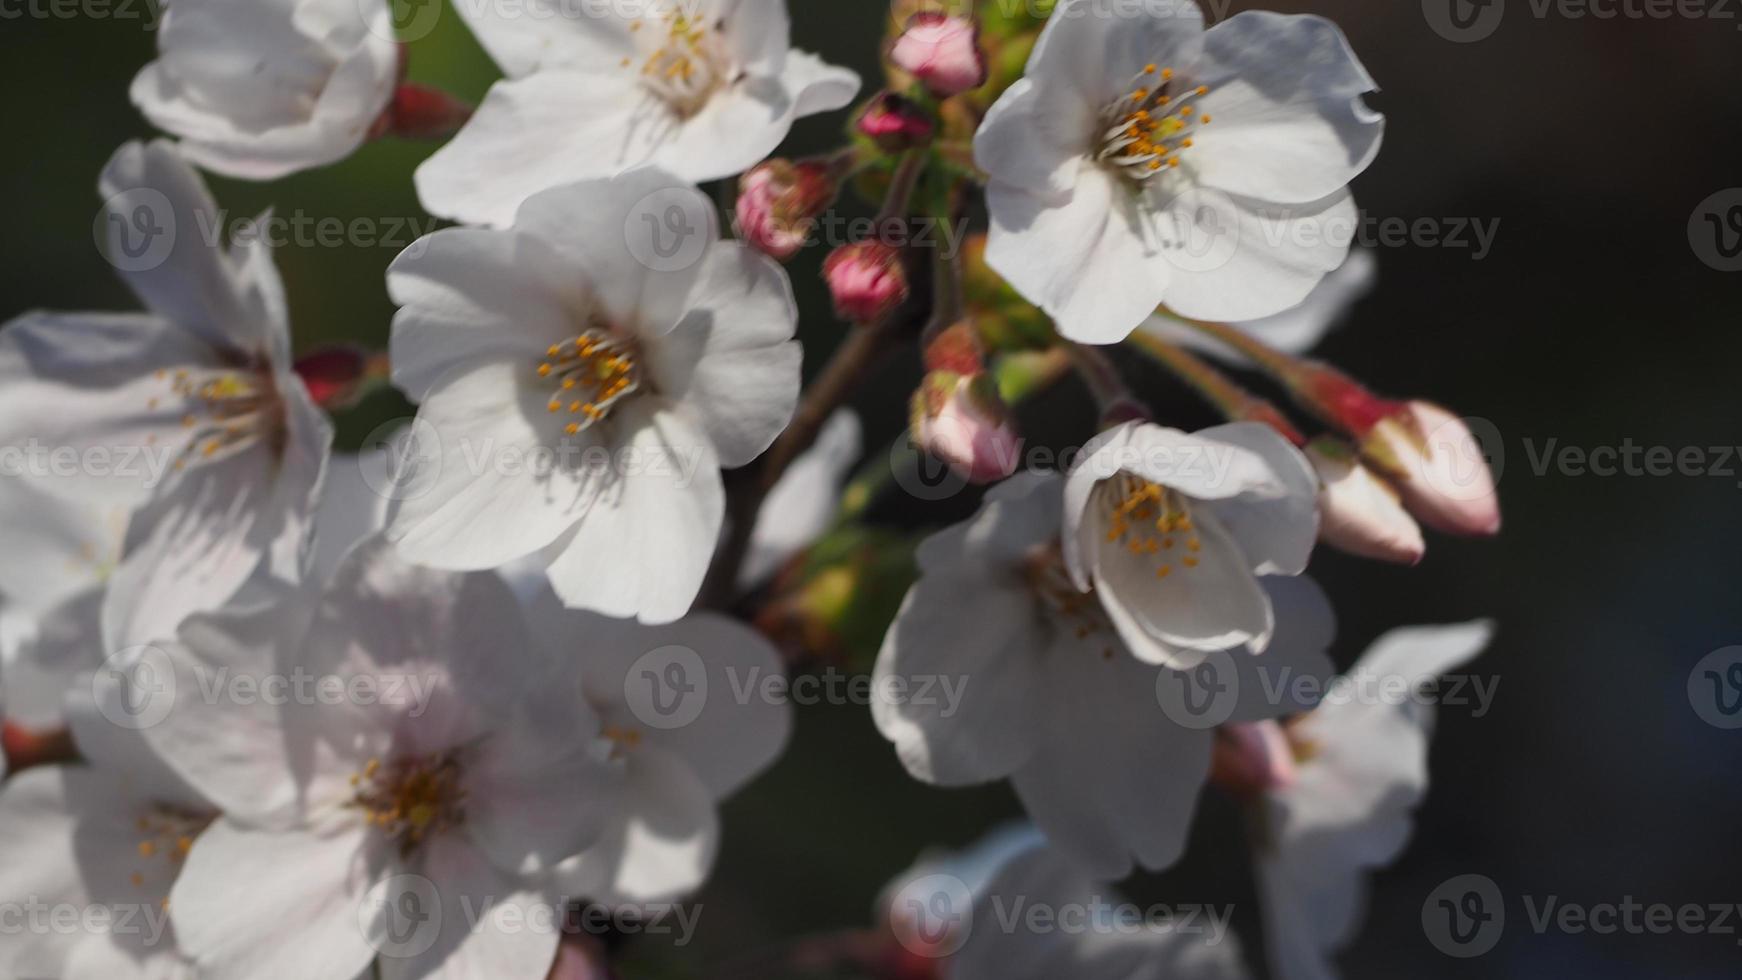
(1023, 542, 1117, 658)
(349, 752, 467, 855)
(1100, 474, 1203, 579)
(1096, 65, 1213, 182)
(155, 367, 283, 471)
(626, 10, 731, 118)
(537, 328, 642, 436)
(128, 804, 214, 896)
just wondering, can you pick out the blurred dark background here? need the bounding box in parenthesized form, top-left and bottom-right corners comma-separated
(3, 1, 1740, 977)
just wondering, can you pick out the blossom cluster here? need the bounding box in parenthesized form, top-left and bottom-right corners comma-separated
(0, 1, 1502, 978)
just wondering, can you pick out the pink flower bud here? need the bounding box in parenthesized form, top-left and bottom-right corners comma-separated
(911, 372, 1020, 485)
(735, 159, 837, 262)
(1307, 438, 1425, 565)
(890, 12, 987, 98)
(293, 344, 374, 410)
(1210, 721, 1298, 799)
(1361, 401, 1501, 536)
(370, 83, 472, 141)
(824, 241, 907, 323)
(856, 92, 936, 153)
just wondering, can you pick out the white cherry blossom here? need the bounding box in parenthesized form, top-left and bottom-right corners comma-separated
(1255, 621, 1493, 980)
(1062, 421, 1319, 668)
(417, 0, 860, 226)
(0, 140, 331, 657)
(384, 168, 801, 624)
(1140, 248, 1376, 364)
(131, 0, 400, 179)
(975, 0, 1382, 342)
(873, 471, 1334, 878)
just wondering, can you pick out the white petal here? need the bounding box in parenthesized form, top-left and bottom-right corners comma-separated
(97, 141, 282, 356)
(544, 402, 723, 624)
(0, 769, 89, 979)
(649, 242, 800, 468)
(1192, 422, 1320, 576)
(1009, 630, 1212, 877)
(1140, 247, 1375, 363)
(414, 71, 648, 228)
(455, 0, 635, 77)
(985, 167, 1166, 344)
(464, 702, 616, 876)
(721, 0, 791, 76)
(376, 836, 561, 980)
(388, 227, 602, 401)
(739, 409, 859, 589)
(1190, 12, 1383, 204)
(307, 450, 394, 587)
(780, 49, 860, 117)
(872, 566, 1043, 787)
(385, 362, 607, 571)
(1154, 188, 1358, 323)
(552, 744, 719, 906)
(1026, 0, 1205, 128)
(0, 478, 125, 617)
(972, 78, 1082, 200)
(170, 817, 379, 980)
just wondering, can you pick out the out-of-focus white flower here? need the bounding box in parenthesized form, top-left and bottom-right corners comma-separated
(1141, 248, 1377, 363)
(522, 592, 791, 905)
(873, 472, 1334, 878)
(0, 140, 331, 656)
(137, 539, 619, 980)
(1306, 438, 1425, 565)
(1255, 621, 1493, 980)
(130, 0, 399, 180)
(948, 837, 1250, 980)
(383, 169, 801, 624)
(1062, 421, 1319, 668)
(974, 0, 1382, 342)
(417, 0, 860, 227)
(739, 409, 861, 590)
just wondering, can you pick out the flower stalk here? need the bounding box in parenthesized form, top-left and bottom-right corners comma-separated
(1127, 330, 1306, 445)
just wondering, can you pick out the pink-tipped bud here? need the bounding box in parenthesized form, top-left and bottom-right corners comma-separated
(824, 241, 908, 323)
(1307, 437, 1425, 565)
(856, 92, 936, 153)
(1360, 401, 1501, 537)
(890, 12, 987, 98)
(911, 370, 1021, 485)
(294, 344, 376, 410)
(735, 159, 837, 262)
(1210, 720, 1298, 799)
(371, 83, 473, 141)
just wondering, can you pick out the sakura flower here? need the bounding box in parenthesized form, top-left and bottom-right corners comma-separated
(948, 839, 1248, 980)
(520, 590, 792, 905)
(0, 683, 215, 979)
(1253, 621, 1493, 980)
(0, 140, 331, 655)
(130, 0, 400, 180)
(1062, 420, 1318, 668)
(137, 539, 618, 980)
(1141, 248, 1377, 365)
(975, 0, 1383, 342)
(416, 0, 860, 227)
(384, 169, 801, 624)
(873, 471, 1334, 878)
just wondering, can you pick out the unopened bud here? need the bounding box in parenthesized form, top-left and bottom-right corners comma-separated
(856, 92, 936, 153)
(889, 12, 988, 98)
(910, 371, 1020, 484)
(293, 344, 376, 410)
(736, 159, 838, 262)
(824, 241, 908, 323)
(371, 83, 472, 141)
(1307, 437, 1425, 564)
(1209, 720, 1297, 799)
(1361, 401, 1501, 536)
